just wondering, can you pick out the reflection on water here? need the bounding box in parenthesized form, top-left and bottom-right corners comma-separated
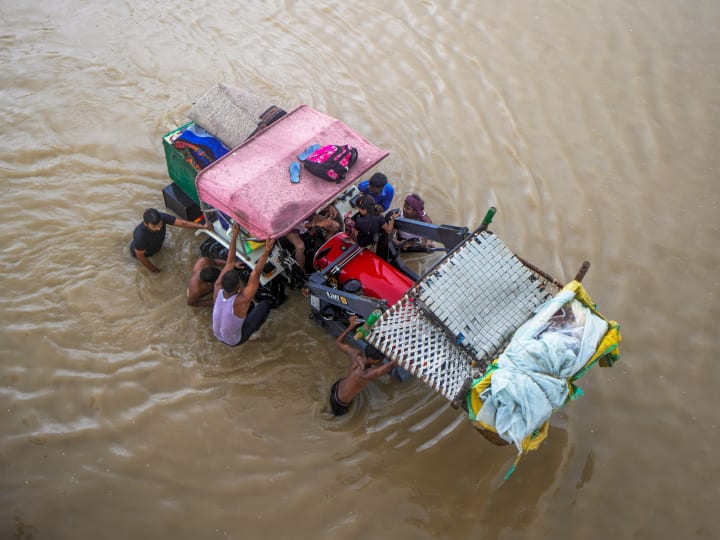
(576, 450, 595, 490)
(1, 0, 719, 539)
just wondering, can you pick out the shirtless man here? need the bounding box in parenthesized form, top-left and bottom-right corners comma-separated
(186, 256, 225, 307)
(312, 204, 341, 236)
(330, 315, 398, 416)
(285, 205, 341, 271)
(212, 223, 275, 346)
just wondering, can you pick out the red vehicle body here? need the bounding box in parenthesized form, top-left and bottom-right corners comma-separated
(313, 233, 414, 307)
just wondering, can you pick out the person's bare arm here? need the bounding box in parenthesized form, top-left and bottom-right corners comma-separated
(362, 359, 398, 381)
(135, 249, 160, 273)
(314, 206, 339, 225)
(194, 297, 214, 308)
(335, 315, 362, 356)
(172, 217, 213, 231)
(310, 214, 329, 228)
(313, 213, 340, 235)
(213, 224, 240, 301)
(236, 239, 275, 304)
(382, 211, 399, 234)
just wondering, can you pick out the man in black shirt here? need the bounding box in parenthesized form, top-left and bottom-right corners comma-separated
(130, 208, 210, 273)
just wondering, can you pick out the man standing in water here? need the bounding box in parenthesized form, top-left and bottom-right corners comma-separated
(330, 315, 398, 416)
(130, 207, 210, 273)
(186, 256, 225, 307)
(212, 223, 275, 346)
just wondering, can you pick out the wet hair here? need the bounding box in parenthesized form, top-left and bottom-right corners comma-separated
(360, 194, 378, 213)
(365, 344, 385, 361)
(221, 269, 240, 293)
(143, 208, 161, 225)
(199, 266, 221, 283)
(368, 173, 387, 189)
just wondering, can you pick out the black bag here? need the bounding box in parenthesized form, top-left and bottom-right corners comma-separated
(302, 144, 358, 183)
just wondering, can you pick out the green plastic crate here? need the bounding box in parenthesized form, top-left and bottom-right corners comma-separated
(162, 122, 200, 203)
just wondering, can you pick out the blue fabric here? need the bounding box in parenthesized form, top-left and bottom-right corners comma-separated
(477, 290, 609, 451)
(176, 128, 228, 162)
(216, 211, 232, 231)
(358, 180, 395, 211)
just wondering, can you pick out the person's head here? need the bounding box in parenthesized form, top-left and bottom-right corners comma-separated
(403, 194, 425, 219)
(359, 194, 377, 215)
(199, 266, 221, 283)
(367, 173, 387, 195)
(220, 269, 241, 293)
(364, 344, 385, 364)
(143, 208, 163, 232)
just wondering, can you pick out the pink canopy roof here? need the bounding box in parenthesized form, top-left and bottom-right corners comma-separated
(196, 105, 389, 239)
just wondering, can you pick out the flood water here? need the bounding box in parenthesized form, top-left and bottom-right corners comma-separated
(1, 1, 718, 538)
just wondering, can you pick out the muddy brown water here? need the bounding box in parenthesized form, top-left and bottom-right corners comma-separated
(1, 1, 718, 539)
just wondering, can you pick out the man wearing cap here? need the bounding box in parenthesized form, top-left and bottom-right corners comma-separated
(357, 172, 395, 212)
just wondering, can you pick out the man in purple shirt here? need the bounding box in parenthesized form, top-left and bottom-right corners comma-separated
(212, 224, 275, 346)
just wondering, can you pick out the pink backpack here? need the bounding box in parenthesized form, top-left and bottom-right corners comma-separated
(302, 144, 359, 183)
